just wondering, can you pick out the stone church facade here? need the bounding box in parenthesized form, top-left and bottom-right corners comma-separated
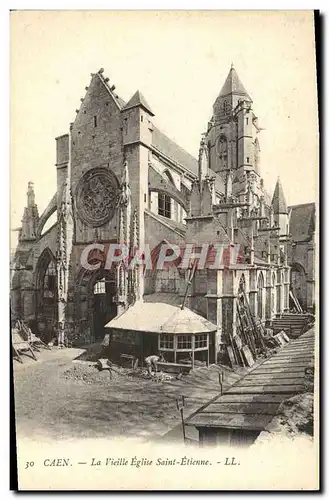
(11, 66, 316, 353)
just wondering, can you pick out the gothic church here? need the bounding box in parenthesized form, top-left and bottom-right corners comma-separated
(11, 65, 315, 359)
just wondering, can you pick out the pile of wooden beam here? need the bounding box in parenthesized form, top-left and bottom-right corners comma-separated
(226, 290, 268, 369)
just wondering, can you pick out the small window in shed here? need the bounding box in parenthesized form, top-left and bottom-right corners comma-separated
(159, 335, 174, 350)
(177, 335, 192, 350)
(195, 334, 207, 348)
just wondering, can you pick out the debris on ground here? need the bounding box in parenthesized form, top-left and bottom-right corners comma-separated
(61, 363, 124, 384)
(256, 392, 314, 444)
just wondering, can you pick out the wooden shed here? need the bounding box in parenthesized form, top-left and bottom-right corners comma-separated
(104, 293, 217, 369)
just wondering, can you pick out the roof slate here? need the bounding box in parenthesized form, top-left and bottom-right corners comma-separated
(272, 177, 288, 214)
(122, 90, 154, 116)
(218, 66, 251, 99)
(289, 203, 315, 242)
(152, 126, 198, 175)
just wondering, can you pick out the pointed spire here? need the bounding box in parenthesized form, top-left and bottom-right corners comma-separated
(122, 90, 154, 116)
(272, 177, 288, 214)
(250, 223, 254, 265)
(20, 182, 39, 241)
(119, 159, 131, 206)
(218, 66, 251, 100)
(27, 182, 36, 207)
(198, 135, 208, 182)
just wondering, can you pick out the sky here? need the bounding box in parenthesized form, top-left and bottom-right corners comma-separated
(10, 10, 319, 247)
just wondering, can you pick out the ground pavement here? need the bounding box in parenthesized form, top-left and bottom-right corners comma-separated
(13, 347, 246, 443)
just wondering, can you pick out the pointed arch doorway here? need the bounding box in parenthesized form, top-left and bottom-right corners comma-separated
(92, 272, 117, 340)
(76, 268, 118, 343)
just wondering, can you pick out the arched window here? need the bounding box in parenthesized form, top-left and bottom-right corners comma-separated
(43, 260, 57, 298)
(257, 272, 264, 319)
(158, 193, 171, 218)
(237, 274, 246, 306)
(157, 170, 174, 219)
(216, 134, 228, 171)
(36, 248, 58, 329)
(238, 274, 246, 294)
(272, 272, 276, 316)
(223, 100, 229, 115)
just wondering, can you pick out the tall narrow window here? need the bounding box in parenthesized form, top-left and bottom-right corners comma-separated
(257, 272, 264, 319)
(246, 118, 249, 125)
(158, 193, 171, 219)
(94, 116, 97, 127)
(43, 260, 56, 298)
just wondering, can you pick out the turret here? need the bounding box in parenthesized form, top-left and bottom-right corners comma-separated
(272, 177, 289, 237)
(19, 182, 39, 241)
(121, 89, 154, 146)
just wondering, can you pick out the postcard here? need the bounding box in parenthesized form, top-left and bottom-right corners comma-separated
(10, 10, 319, 491)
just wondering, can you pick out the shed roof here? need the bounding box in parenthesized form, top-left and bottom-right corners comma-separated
(105, 295, 217, 334)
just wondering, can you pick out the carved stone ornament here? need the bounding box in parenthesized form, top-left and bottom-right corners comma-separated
(76, 168, 119, 227)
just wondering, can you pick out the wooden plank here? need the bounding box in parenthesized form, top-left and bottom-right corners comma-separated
(187, 412, 274, 430)
(241, 345, 255, 367)
(212, 393, 288, 404)
(278, 346, 314, 351)
(235, 377, 305, 387)
(265, 356, 313, 363)
(252, 368, 306, 376)
(261, 359, 312, 367)
(226, 384, 304, 394)
(227, 346, 237, 368)
(272, 352, 313, 358)
(261, 357, 312, 365)
(243, 372, 306, 381)
(282, 341, 314, 346)
(276, 349, 314, 355)
(243, 370, 305, 382)
(273, 351, 314, 357)
(203, 402, 279, 415)
(295, 340, 314, 345)
(271, 349, 313, 356)
(255, 363, 308, 369)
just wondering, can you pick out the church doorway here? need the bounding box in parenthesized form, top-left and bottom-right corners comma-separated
(91, 274, 117, 341)
(76, 267, 118, 344)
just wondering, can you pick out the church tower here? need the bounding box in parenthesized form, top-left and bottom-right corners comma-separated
(206, 65, 262, 198)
